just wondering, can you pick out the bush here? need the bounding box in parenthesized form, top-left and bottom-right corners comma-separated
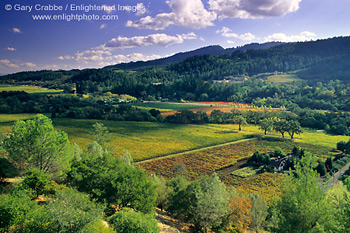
(0, 189, 41, 232)
(79, 220, 117, 233)
(247, 151, 270, 167)
(21, 168, 51, 198)
(316, 162, 327, 176)
(109, 208, 159, 233)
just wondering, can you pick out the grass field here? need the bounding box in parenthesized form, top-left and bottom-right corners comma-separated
(0, 85, 62, 94)
(0, 114, 343, 161)
(0, 113, 44, 123)
(131, 102, 205, 112)
(231, 166, 259, 178)
(296, 130, 349, 149)
(266, 74, 302, 83)
(51, 119, 252, 161)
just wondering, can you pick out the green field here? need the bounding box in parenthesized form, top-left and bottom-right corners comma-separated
(266, 74, 302, 83)
(131, 102, 205, 112)
(0, 85, 62, 94)
(51, 119, 250, 161)
(0, 113, 43, 123)
(231, 166, 259, 178)
(0, 114, 345, 161)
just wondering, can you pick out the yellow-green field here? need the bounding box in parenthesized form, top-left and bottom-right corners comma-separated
(0, 85, 62, 94)
(266, 74, 302, 83)
(0, 114, 345, 161)
(0, 113, 44, 123)
(296, 130, 349, 149)
(50, 119, 250, 161)
(131, 102, 205, 112)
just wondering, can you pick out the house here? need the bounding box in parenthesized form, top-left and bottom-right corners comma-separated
(269, 156, 289, 171)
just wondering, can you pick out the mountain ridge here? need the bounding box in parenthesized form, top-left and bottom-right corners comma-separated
(104, 42, 284, 70)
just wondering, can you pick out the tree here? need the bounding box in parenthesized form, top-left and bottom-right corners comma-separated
(276, 153, 328, 232)
(325, 157, 334, 172)
(66, 153, 157, 214)
(91, 122, 110, 148)
(234, 115, 248, 131)
(286, 120, 303, 139)
(109, 208, 159, 233)
(259, 118, 274, 135)
(273, 119, 289, 138)
(34, 188, 105, 233)
(193, 173, 230, 232)
(249, 193, 268, 233)
(3, 114, 72, 175)
(316, 161, 327, 176)
(150, 175, 171, 211)
(120, 150, 133, 167)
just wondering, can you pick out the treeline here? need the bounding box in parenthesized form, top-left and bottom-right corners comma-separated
(1, 90, 350, 136)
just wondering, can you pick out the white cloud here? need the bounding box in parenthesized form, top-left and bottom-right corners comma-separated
(216, 27, 256, 40)
(227, 40, 235, 44)
(209, 0, 302, 19)
(57, 55, 74, 60)
(12, 28, 21, 33)
(24, 62, 37, 68)
(100, 24, 107, 29)
(73, 48, 162, 65)
(7, 47, 16, 51)
(264, 31, 316, 42)
(0, 59, 20, 69)
(126, 0, 217, 30)
(104, 32, 197, 49)
(135, 3, 147, 16)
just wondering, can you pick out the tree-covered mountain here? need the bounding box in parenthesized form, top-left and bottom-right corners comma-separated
(104, 42, 283, 70)
(2, 36, 350, 108)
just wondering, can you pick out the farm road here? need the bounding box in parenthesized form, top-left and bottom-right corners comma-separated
(325, 161, 350, 190)
(136, 138, 255, 164)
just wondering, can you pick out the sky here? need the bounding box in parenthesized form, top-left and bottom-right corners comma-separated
(0, 0, 350, 74)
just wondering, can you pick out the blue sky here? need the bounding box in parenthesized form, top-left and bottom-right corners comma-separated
(1, 0, 350, 74)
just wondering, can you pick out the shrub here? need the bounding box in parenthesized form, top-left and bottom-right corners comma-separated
(0, 190, 41, 232)
(109, 208, 159, 233)
(21, 168, 51, 198)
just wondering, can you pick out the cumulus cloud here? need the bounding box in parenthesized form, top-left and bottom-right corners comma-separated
(264, 31, 316, 42)
(0, 59, 19, 69)
(126, 0, 217, 30)
(104, 32, 197, 49)
(73, 49, 162, 66)
(57, 55, 74, 60)
(57, 31, 197, 69)
(216, 27, 256, 40)
(24, 62, 37, 68)
(12, 28, 21, 33)
(209, 0, 302, 19)
(100, 24, 107, 29)
(7, 47, 16, 51)
(0, 59, 37, 71)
